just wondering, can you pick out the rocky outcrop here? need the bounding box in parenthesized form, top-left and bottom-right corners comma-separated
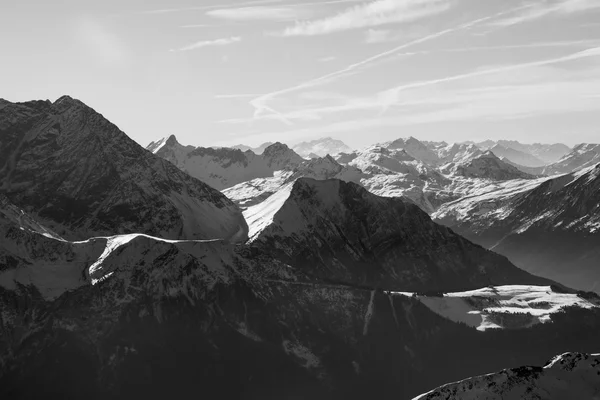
(260, 142, 305, 170)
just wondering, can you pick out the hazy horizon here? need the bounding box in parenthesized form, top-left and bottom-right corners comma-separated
(2, 0, 599, 149)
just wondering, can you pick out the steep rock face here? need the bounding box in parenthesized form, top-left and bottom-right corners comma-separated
(246, 178, 551, 292)
(542, 143, 600, 176)
(453, 151, 536, 181)
(414, 352, 600, 400)
(0, 97, 247, 242)
(148, 135, 273, 190)
(292, 137, 352, 158)
(434, 163, 600, 293)
(261, 142, 305, 170)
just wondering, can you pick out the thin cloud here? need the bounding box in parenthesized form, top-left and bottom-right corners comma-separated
(143, 0, 363, 15)
(230, 46, 600, 124)
(141, 0, 281, 14)
(170, 36, 241, 52)
(180, 24, 222, 28)
(215, 94, 263, 99)
(280, 0, 451, 36)
(206, 0, 366, 21)
(249, 4, 534, 122)
(318, 56, 337, 62)
(390, 39, 600, 56)
(491, 0, 600, 27)
(207, 6, 312, 21)
(364, 28, 393, 43)
(379, 46, 600, 112)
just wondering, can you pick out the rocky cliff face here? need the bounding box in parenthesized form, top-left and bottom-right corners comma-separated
(0, 97, 247, 242)
(415, 352, 600, 400)
(260, 142, 305, 170)
(434, 163, 600, 293)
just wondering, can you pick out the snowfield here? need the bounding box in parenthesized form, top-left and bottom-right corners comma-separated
(392, 285, 599, 331)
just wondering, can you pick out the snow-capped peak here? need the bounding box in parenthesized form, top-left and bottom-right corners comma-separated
(292, 137, 353, 158)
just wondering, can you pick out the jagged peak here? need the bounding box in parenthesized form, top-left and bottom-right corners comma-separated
(52, 95, 87, 112)
(262, 142, 291, 154)
(165, 134, 179, 146)
(480, 150, 500, 159)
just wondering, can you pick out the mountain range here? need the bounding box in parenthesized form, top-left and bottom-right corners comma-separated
(1, 96, 599, 399)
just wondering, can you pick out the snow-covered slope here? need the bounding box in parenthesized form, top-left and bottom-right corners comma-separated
(452, 151, 536, 181)
(542, 143, 600, 175)
(414, 352, 600, 400)
(405, 285, 599, 331)
(0, 97, 247, 242)
(349, 146, 451, 213)
(247, 177, 552, 292)
(222, 155, 364, 209)
(437, 143, 483, 165)
(292, 137, 352, 158)
(434, 163, 600, 293)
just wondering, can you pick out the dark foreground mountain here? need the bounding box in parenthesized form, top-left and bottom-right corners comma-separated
(1, 199, 599, 400)
(415, 352, 600, 400)
(0, 97, 247, 242)
(434, 163, 600, 293)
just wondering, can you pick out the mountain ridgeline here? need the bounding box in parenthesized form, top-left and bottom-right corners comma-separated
(1, 96, 599, 400)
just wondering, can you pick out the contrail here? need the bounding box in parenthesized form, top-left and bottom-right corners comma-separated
(249, 3, 538, 122)
(380, 46, 600, 108)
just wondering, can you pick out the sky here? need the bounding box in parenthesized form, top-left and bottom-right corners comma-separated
(1, 0, 600, 149)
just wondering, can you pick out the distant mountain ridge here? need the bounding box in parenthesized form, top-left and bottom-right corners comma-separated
(292, 137, 353, 158)
(147, 136, 304, 190)
(2, 97, 600, 400)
